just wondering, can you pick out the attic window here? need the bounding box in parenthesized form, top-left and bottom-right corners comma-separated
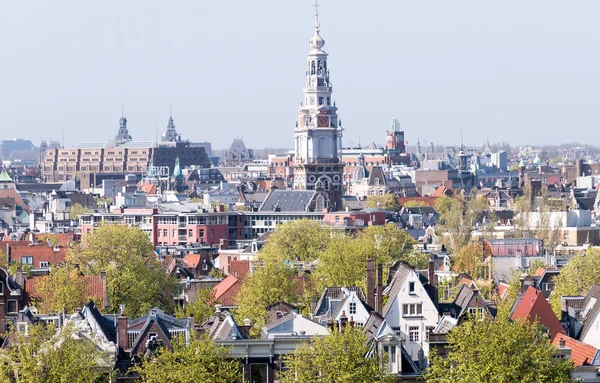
(409, 282, 415, 294)
(148, 332, 158, 339)
(349, 302, 356, 315)
(40, 261, 49, 268)
(17, 323, 27, 335)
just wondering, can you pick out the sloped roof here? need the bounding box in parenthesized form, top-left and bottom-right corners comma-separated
(382, 262, 412, 317)
(367, 166, 386, 186)
(511, 286, 566, 340)
(25, 275, 106, 312)
(229, 260, 250, 280)
(259, 190, 315, 212)
(552, 334, 600, 366)
(0, 170, 13, 182)
(580, 284, 600, 340)
(212, 275, 242, 306)
(313, 287, 367, 317)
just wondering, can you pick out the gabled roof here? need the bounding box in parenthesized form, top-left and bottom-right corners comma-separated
(552, 334, 600, 366)
(212, 313, 247, 340)
(313, 287, 367, 318)
(511, 286, 566, 340)
(129, 310, 175, 355)
(81, 300, 116, 343)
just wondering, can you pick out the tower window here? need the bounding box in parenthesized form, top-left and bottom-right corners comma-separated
(319, 97, 324, 105)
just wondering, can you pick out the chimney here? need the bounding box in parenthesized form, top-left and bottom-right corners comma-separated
(117, 306, 129, 354)
(366, 259, 375, 309)
(376, 263, 383, 314)
(428, 257, 436, 286)
(340, 311, 348, 331)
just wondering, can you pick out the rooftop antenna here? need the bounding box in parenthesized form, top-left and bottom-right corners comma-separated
(121, 104, 125, 118)
(61, 126, 65, 148)
(169, 105, 172, 119)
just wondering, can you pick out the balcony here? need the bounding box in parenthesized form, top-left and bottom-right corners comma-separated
(178, 222, 186, 228)
(178, 235, 187, 242)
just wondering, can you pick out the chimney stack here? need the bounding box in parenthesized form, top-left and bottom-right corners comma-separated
(340, 311, 348, 331)
(366, 259, 375, 309)
(117, 307, 129, 355)
(376, 263, 383, 314)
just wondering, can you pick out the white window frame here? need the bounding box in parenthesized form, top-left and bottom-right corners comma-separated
(349, 302, 357, 315)
(409, 326, 420, 343)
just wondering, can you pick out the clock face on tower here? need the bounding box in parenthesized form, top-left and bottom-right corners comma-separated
(318, 116, 329, 128)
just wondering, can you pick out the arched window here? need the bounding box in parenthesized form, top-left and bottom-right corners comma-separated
(311, 61, 316, 74)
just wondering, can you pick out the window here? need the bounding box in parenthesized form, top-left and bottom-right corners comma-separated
(188, 229, 193, 238)
(349, 302, 357, 315)
(17, 323, 28, 335)
(7, 300, 17, 314)
(391, 327, 402, 336)
(21, 256, 33, 266)
(173, 230, 176, 237)
(199, 229, 204, 238)
(210, 229, 214, 238)
(409, 326, 420, 343)
(402, 303, 422, 317)
(409, 282, 415, 294)
(39, 261, 49, 268)
(148, 332, 158, 339)
(163, 229, 167, 237)
(0, 281, 3, 294)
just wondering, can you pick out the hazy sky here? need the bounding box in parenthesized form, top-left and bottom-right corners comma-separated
(1, 1, 600, 150)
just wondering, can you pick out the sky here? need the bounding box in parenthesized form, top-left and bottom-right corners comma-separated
(1, 1, 600, 150)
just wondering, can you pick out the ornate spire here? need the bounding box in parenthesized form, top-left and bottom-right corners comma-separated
(309, 0, 325, 50)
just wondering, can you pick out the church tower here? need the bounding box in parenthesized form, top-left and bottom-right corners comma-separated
(115, 110, 132, 145)
(162, 109, 181, 142)
(293, 6, 344, 211)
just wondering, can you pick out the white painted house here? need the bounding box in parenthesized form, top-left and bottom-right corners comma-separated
(381, 261, 440, 366)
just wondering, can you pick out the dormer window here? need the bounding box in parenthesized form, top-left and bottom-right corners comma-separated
(349, 302, 357, 315)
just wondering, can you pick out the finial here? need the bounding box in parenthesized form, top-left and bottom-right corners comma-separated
(314, 0, 320, 29)
(169, 105, 172, 118)
(121, 105, 124, 118)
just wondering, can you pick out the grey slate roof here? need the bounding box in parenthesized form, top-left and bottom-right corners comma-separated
(367, 166, 386, 186)
(258, 190, 315, 212)
(580, 284, 600, 340)
(313, 287, 367, 317)
(382, 262, 413, 317)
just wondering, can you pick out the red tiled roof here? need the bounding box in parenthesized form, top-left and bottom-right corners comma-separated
(37, 233, 74, 247)
(552, 334, 599, 366)
(496, 282, 510, 300)
(533, 267, 546, 277)
(212, 275, 241, 306)
(229, 260, 250, 280)
(511, 286, 566, 340)
(25, 275, 106, 312)
(10, 245, 67, 267)
(397, 196, 438, 207)
(139, 184, 157, 195)
(183, 253, 201, 268)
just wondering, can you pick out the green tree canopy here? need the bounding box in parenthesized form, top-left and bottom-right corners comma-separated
(550, 247, 600, 314)
(281, 326, 392, 383)
(365, 194, 399, 211)
(133, 335, 241, 383)
(235, 261, 298, 337)
(259, 219, 331, 263)
(33, 262, 86, 314)
(0, 323, 108, 383)
(435, 194, 488, 252)
(68, 224, 175, 317)
(425, 316, 572, 383)
(175, 288, 218, 325)
(354, 224, 415, 266)
(68, 203, 92, 221)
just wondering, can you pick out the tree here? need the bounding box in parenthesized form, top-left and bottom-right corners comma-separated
(68, 225, 175, 317)
(435, 194, 488, 252)
(133, 335, 241, 383)
(175, 288, 218, 325)
(0, 323, 108, 383)
(236, 261, 298, 337)
(33, 263, 86, 313)
(281, 326, 392, 383)
(425, 316, 572, 383)
(365, 194, 399, 211)
(354, 224, 415, 266)
(550, 248, 600, 315)
(68, 203, 92, 221)
(259, 219, 331, 263)
(453, 242, 486, 279)
(401, 200, 428, 208)
(313, 236, 368, 292)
